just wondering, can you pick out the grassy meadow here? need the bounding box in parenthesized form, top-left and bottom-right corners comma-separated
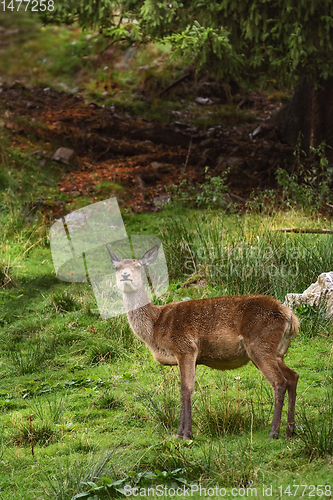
(1, 143, 333, 499)
(0, 11, 333, 500)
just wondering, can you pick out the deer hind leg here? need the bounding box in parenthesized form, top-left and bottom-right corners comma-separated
(277, 358, 299, 438)
(176, 355, 196, 440)
(245, 347, 288, 439)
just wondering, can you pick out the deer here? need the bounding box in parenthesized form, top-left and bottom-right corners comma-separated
(106, 243, 299, 441)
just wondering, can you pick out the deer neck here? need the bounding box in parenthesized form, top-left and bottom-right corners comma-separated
(123, 288, 160, 346)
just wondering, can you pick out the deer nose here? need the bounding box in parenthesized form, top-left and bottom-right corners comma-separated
(121, 271, 130, 280)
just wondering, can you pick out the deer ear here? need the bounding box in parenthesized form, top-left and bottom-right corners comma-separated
(105, 245, 121, 267)
(140, 244, 159, 265)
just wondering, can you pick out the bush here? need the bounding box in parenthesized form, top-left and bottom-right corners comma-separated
(276, 142, 333, 211)
(167, 168, 229, 208)
(52, 292, 80, 313)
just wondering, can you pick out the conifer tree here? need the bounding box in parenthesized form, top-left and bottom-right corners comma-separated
(40, 0, 333, 149)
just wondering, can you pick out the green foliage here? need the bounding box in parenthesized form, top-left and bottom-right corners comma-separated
(296, 304, 331, 340)
(167, 168, 229, 208)
(276, 144, 333, 211)
(41, 454, 107, 500)
(73, 468, 191, 499)
(0, 390, 14, 412)
(72, 476, 127, 499)
(39, 0, 333, 84)
(247, 190, 278, 214)
(22, 381, 62, 399)
(167, 21, 243, 79)
(196, 168, 229, 207)
(52, 292, 81, 313)
(0, 170, 9, 191)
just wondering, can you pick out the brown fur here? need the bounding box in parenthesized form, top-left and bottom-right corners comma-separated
(106, 247, 299, 440)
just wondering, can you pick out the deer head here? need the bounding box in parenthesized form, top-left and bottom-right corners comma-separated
(105, 244, 159, 293)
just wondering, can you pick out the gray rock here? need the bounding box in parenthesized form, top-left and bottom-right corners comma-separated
(154, 195, 171, 207)
(195, 97, 214, 106)
(284, 272, 333, 318)
(249, 125, 262, 139)
(52, 147, 75, 164)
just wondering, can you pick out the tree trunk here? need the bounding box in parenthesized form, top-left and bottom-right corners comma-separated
(311, 77, 333, 149)
(278, 77, 333, 153)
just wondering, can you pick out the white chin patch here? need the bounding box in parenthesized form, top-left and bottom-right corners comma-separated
(121, 281, 136, 292)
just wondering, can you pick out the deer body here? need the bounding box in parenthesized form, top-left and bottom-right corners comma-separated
(106, 245, 299, 440)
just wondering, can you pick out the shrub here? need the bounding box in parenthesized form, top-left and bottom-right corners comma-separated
(276, 142, 333, 211)
(52, 292, 80, 313)
(167, 168, 229, 208)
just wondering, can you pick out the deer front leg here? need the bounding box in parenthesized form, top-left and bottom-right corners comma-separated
(176, 355, 196, 440)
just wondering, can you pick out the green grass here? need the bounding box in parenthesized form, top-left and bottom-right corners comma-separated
(1, 17, 333, 497)
(1, 170, 333, 498)
(0, 11, 105, 88)
(192, 104, 257, 128)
